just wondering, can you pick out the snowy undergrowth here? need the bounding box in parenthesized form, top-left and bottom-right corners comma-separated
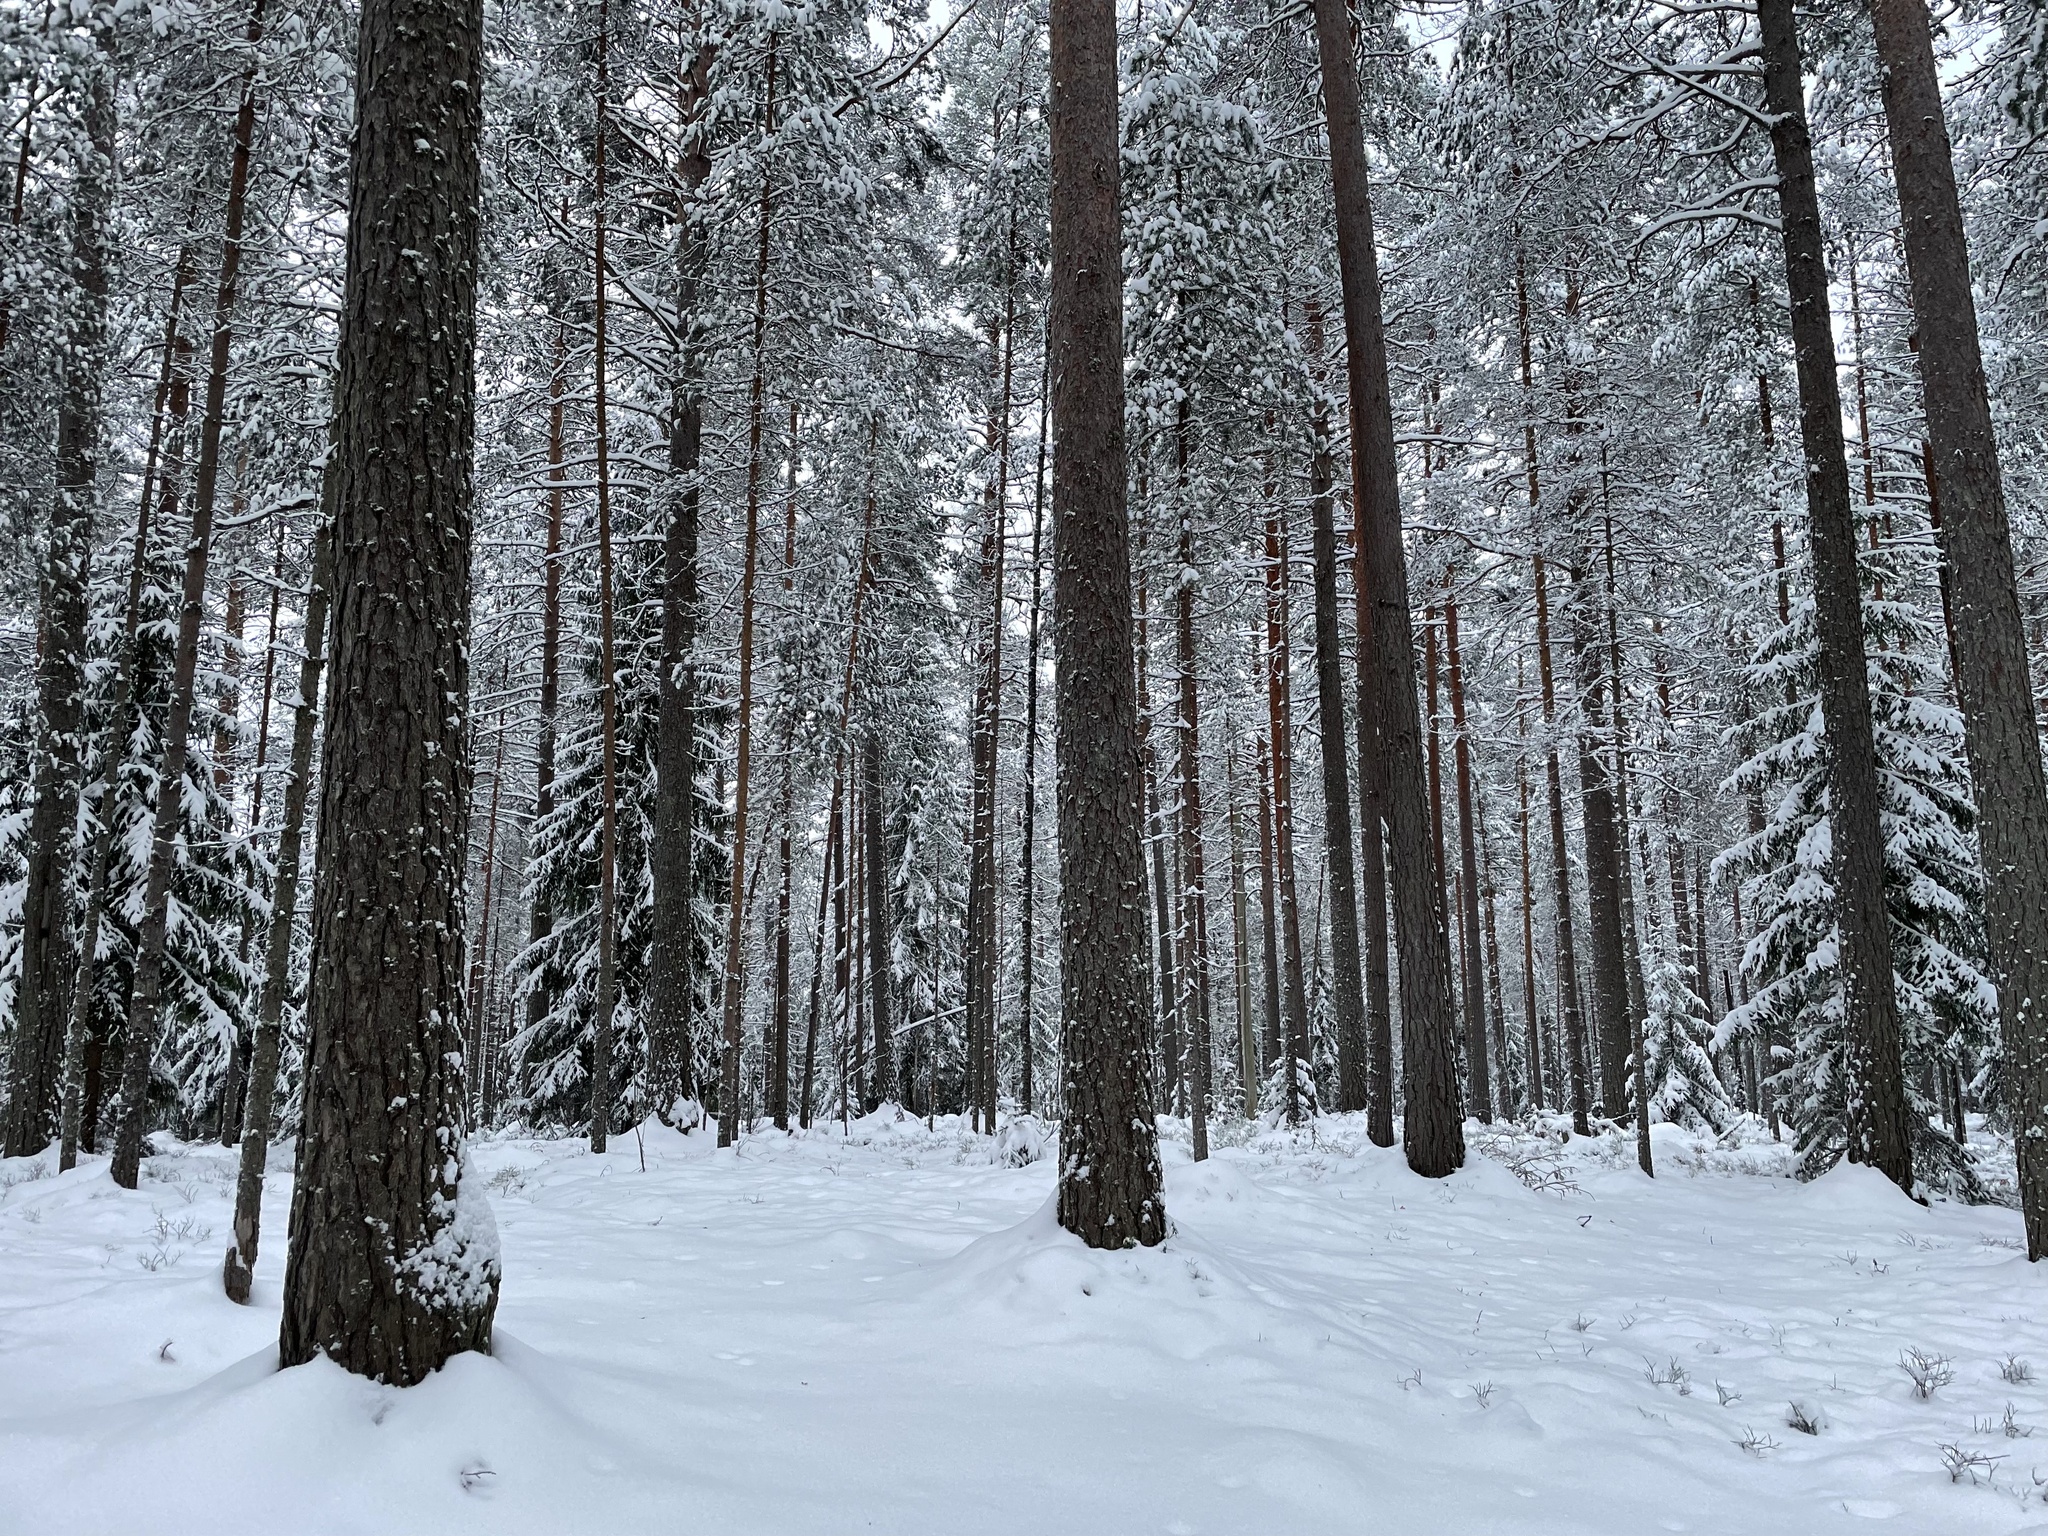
(0, 1112, 2042, 1534)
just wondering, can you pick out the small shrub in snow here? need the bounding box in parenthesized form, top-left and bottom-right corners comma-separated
(1901, 1348, 1954, 1399)
(1734, 1428, 1779, 1457)
(1716, 1382, 1741, 1407)
(1939, 1444, 2001, 1485)
(1786, 1402, 1820, 1435)
(2001, 1354, 2033, 1385)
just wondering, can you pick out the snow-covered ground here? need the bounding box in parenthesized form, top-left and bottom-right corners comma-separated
(1, 1111, 2042, 1534)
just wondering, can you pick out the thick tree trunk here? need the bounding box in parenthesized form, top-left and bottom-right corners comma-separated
(1307, 0, 1461, 1172)
(223, 504, 334, 1303)
(1305, 319, 1368, 1114)
(647, 37, 712, 1113)
(1049, 0, 1165, 1243)
(277, 0, 497, 1376)
(111, 0, 265, 1188)
(1868, 0, 2048, 1253)
(1758, 0, 1913, 1191)
(1570, 564, 1629, 1119)
(1444, 591, 1492, 1121)
(7, 13, 114, 1159)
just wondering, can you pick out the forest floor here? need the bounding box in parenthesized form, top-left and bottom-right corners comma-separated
(0, 1109, 2042, 1535)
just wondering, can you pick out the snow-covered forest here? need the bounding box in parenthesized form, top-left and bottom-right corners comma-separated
(3, 0, 2047, 1524)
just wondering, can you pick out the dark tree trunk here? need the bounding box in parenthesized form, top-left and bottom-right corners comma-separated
(58, 250, 193, 1172)
(588, 2, 621, 1155)
(111, 0, 265, 1187)
(527, 321, 568, 1039)
(1444, 592, 1492, 1121)
(7, 13, 114, 1159)
(647, 36, 712, 1113)
(1226, 743, 1258, 1116)
(1868, 0, 2048, 1253)
(1349, 500, 1395, 1144)
(1262, 501, 1309, 1121)
(1570, 564, 1629, 1119)
(1173, 405, 1213, 1158)
(223, 500, 334, 1303)
(1305, 314, 1368, 1114)
(1018, 392, 1047, 1116)
(1049, 0, 1165, 1243)
(1515, 673, 1545, 1112)
(1307, 0, 1461, 1173)
(863, 730, 892, 1110)
(1535, 552, 1591, 1134)
(1136, 566, 1178, 1112)
(1758, 0, 1912, 1191)
(965, 315, 1009, 1129)
(276, 0, 497, 1377)
(1255, 732, 1283, 1080)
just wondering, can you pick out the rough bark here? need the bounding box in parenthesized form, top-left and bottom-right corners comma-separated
(1308, 0, 1461, 1173)
(7, 11, 114, 1159)
(1868, 0, 2048, 1253)
(277, 0, 497, 1377)
(1570, 564, 1629, 1119)
(1049, 0, 1165, 1244)
(1758, 0, 1913, 1190)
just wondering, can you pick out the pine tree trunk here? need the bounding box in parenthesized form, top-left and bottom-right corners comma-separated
(1255, 732, 1283, 1080)
(277, 0, 497, 1375)
(1758, 0, 1913, 1191)
(863, 730, 892, 1111)
(1535, 551, 1591, 1135)
(1868, 0, 2048, 1252)
(58, 251, 193, 1172)
(965, 312, 1010, 1129)
(1049, 0, 1165, 1243)
(1444, 591, 1492, 1121)
(6, 11, 114, 1159)
(1305, 316, 1368, 1114)
(528, 321, 568, 1039)
(1262, 501, 1310, 1121)
(1570, 563, 1629, 1119)
(647, 36, 712, 1112)
(111, 0, 264, 1187)
(1136, 564, 1179, 1113)
(1174, 405, 1213, 1158)
(718, 38, 777, 1147)
(1516, 674, 1545, 1112)
(1348, 503, 1395, 1145)
(223, 497, 333, 1303)
(1018, 395, 1047, 1116)
(1226, 742, 1258, 1117)
(1310, 0, 1460, 1170)
(588, 3, 621, 1155)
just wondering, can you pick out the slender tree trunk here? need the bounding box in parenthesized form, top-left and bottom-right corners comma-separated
(1305, 313, 1368, 1114)
(1444, 590, 1492, 1121)
(1136, 559, 1178, 1113)
(277, 0, 496, 1374)
(718, 37, 777, 1147)
(466, 660, 510, 1127)
(1868, 0, 2048, 1253)
(111, 0, 265, 1187)
(1570, 559, 1629, 1119)
(57, 252, 193, 1171)
(769, 410, 798, 1131)
(1018, 383, 1047, 1116)
(1050, 0, 1165, 1241)
(6, 10, 114, 1159)
(1758, 0, 1912, 1191)
(588, 3, 621, 1155)
(863, 731, 892, 1110)
(527, 320, 568, 1039)
(1262, 498, 1309, 1121)
(1255, 730, 1282, 1081)
(1534, 552, 1590, 1135)
(1348, 501, 1395, 1145)
(223, 498, 334, 1302)
(1515, 667, 1545, 1112)
(966, 307, 1011, 1129)
(1225, 741, 1258, 1117)
(1173, 404, 1212, 1158)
